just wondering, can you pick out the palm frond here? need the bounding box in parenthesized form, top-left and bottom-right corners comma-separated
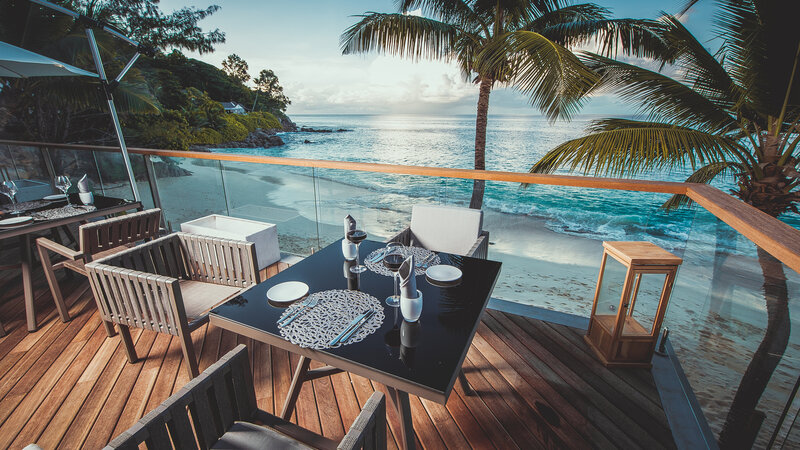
(540, 18, 671, 61)
(474, 30, 598, 120)
(662, 161, 745, 209)
(580, 52, 739, 134)
(397, 0, 488, 34)
(523, 3, 610, 31)
(530, 119, 745, 176)
(658, 15, 745, 114)
(340, 12, 461, 61)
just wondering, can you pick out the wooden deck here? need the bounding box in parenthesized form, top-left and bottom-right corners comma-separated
(0, 262, 677, 449)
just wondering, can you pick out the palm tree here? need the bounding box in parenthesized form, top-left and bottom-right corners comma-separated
(341, 0, 663, 209)
(530, 3, 800, 446)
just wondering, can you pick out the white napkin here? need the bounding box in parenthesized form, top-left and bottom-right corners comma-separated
(344, 214, 356, 237)
(77, 174, 90, 193)
(398, 255, 418, 299)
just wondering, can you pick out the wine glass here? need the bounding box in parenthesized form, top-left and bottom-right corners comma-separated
(0, 180, 19, 215)
(383, 242, 404, 307)
(347, 229, 367, 274)
(55, 175, 72, 205)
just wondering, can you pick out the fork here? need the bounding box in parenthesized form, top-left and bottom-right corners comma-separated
(279, 297, 319, 326)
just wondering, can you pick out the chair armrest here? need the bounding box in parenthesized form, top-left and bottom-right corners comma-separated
(178, 232, 260, 286)
(466, 230, 489, 259)
(386, 227, 412, 246)
(339, 391, 386, 450)
(36, 236, 83, 261)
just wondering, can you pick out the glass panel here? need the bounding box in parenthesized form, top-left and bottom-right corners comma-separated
(150, 156, 227, 231)
(220, 160, 318, 256)
(595, 255, 627, 335)
(0, 144, 50, 182)
(666, 208, 800, 447)
(624, 272, 667, 336)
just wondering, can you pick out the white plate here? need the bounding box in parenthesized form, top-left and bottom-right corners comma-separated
(267, 281, 309, 303)
(43, 194, 67, 201)
(0, 216, 33, 227)
(425, 265, 462, 283)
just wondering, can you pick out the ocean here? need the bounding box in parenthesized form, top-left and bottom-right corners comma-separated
(216, 113, 800, 253)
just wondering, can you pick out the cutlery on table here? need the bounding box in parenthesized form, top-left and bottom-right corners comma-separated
(368, 249, 387, 263)
(416, 253, 436, 268)
(339, 310, 376, 344)
(330, 310, 372, 346)
(278, 297, 318, 326)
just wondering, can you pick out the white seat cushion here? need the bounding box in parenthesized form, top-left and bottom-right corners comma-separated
(179, 280, 242, 321)
(211, 421, 313, 450)
(410, 204, 483, 256)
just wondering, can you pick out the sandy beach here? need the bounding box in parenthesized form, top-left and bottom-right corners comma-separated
(102, 157, 800, 446)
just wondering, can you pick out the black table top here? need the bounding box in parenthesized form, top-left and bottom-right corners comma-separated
(210, 239, 502, 401)
(0, 194, 140, 240)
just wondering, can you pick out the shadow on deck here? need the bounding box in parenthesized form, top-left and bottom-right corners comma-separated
(0, 262, 712, 449)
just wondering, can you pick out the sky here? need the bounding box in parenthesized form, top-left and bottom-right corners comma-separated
(158, 0, 718, 116)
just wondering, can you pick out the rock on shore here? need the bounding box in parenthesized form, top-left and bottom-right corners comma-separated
(189, 128, 285, 152)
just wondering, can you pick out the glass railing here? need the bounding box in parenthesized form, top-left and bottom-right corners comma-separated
(1, 141, 798, 448)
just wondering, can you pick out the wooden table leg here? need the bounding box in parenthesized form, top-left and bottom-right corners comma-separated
(19, 234, 36, 332)
(386, 386, 416, 450)
(281, 355, 311, 420)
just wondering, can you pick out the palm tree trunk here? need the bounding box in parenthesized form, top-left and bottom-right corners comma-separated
(469, 77, 492, 209)
(717, 246, 791, 449)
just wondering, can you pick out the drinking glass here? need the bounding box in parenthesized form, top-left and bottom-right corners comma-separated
(383, 242, 404, 307)
(347, 229, 367, 274)
(55, 175, 72, 205)
(0, 181, 19, 215)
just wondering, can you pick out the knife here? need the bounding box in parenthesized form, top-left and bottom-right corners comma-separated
(339, 310, 376, 344)
(368, 249, 387, 263)
(330, 310, 371, 346)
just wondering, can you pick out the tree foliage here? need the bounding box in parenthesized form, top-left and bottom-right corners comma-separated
(221, 54, 250, 84)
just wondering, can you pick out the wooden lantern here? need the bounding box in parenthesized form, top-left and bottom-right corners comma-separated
(585, 241, 682, 368)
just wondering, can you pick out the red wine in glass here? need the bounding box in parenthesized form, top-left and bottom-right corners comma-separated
(383, 253, 404, 271)
(347, 230, 367, 273)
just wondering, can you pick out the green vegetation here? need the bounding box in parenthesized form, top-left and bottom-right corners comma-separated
(530, 2, 800, 446)
(341, 0, 662, 208)
(0, 0, 290, 150)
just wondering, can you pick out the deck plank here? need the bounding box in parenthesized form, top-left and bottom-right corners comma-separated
(0, 261, 678, 449)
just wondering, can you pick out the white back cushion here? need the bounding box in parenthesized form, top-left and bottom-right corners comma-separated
(410, 204, 483, 256)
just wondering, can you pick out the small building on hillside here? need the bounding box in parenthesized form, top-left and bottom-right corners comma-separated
(221, 102, 246, 114)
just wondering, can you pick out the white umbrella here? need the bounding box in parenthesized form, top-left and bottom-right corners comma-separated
(0, 41, 99, 78)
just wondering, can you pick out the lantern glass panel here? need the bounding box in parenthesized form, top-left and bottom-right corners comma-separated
(620, 272, 668, 337)
(596, 256, 628, 334)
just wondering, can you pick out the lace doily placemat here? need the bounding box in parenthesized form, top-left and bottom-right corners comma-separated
(277, 289, 384, 349)
(31, 204, 96, 221)
(0, 200, 50, 214)
(364, 246, 440, 277)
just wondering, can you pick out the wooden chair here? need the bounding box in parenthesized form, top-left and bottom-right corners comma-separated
(85, 232, 260, 377)
(105, 344, 386, 450)
(36, 208, 162, 335)
(388, 204, 489, 259)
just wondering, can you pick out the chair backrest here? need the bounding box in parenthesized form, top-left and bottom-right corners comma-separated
(410, 204, 483, 255)
(80, 208, 161, 257)
(86, 234, 188, 334)
(104, 345, 257, 449)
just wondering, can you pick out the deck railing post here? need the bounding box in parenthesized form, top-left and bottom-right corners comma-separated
(143, 154, 169, 231)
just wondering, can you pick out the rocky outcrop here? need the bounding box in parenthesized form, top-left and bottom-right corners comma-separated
(299, 127, 351, 133)
(281, 116, 298, 132)
(190, 128, 285, 151)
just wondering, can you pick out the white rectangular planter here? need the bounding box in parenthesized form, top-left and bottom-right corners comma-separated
(180, 214, 279, 270)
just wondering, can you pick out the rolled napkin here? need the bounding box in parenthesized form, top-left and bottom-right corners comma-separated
(344, 214, 356, 237)
(398, 255, 418, 299)
(77, 174, 90, 193)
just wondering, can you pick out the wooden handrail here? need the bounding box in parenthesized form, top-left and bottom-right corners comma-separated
(0, 140, 688, 194)
(4, 139, 800, 274)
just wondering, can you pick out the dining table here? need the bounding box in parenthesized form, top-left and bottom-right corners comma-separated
(0, 193, 141, 332)
(209, 238, 502, 449)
